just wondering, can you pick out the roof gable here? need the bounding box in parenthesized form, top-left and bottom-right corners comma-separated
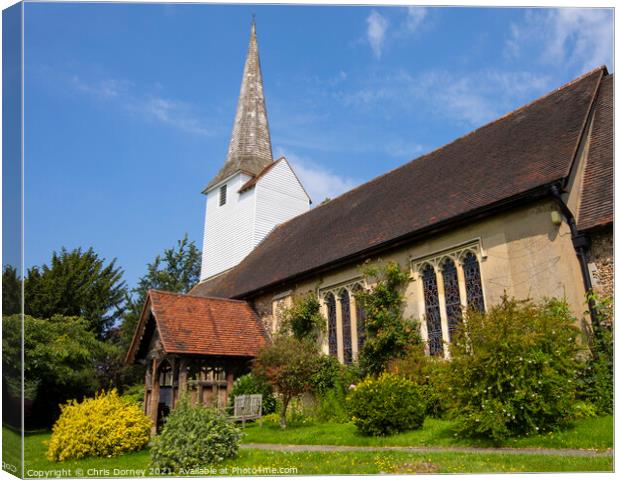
(577, 74, 614, 231)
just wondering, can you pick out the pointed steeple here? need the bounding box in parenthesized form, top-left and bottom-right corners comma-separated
(206, 19, 273, 191)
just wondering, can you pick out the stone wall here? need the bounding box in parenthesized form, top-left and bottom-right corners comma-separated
(251, 295, 274, 337)
(587, 226, 614, 299)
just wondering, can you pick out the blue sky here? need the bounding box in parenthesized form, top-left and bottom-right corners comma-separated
(22, 3, 614, 289)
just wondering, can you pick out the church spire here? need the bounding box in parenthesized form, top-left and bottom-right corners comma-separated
(206, 19, 273, 191)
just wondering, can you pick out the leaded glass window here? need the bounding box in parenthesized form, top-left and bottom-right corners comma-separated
(441, 258, 462, 341)
(325, 293, 338, 357)
(340, 291, 353, 364)
(463, 252, 485, 313)
(422, 264, 443, 356)
(354, 287, 366, 353)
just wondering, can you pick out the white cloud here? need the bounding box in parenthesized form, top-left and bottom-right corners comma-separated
(366, 10, 389, 59)
(71, 76, 132, 99)
(274, 147, 359, 203)
(385, 139, 426, 159)
(140, 97, 211, 136)
(506, 8, 613, 72)
(340, 68, 553, 127)
(405, 7, 427, 32)
(71, 74, 212, 136)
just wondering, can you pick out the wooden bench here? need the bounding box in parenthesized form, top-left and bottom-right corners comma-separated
(231, 394, 263, 425)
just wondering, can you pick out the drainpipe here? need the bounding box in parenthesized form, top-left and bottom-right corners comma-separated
(549, 183, 600, 337)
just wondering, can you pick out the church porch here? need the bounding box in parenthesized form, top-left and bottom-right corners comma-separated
(125, 289, 268, 434)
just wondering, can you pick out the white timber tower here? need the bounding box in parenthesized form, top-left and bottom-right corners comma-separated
(200, 20, 311, 281)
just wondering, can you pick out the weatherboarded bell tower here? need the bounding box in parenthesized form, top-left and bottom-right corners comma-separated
(200, 21, 310, 281)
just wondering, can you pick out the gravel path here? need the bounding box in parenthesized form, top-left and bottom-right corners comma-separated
(241, 443, 613, 458)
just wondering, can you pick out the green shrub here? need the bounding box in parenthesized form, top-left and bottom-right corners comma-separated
(260, 412, 281, 426)
(309, 356, 361, 423)
(314, 387, 350, 423)
(229, 373, 276, 415)
(576, 294, 613, 415)
(571, 400, 598, 420)
(448, 297, 582, 441)
(347, 373, 425, 436)
(120, 383, 145, 406)
(150, 398, 241, 471)
(389, 346, 451, 418)
(47, 389, 151, 461)
(310, 355, 342, 396)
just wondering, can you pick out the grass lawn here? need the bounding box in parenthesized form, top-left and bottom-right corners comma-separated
(2, 424, 22, 476)
(9, 416, 612, 477)
(242, 415, 614, 451)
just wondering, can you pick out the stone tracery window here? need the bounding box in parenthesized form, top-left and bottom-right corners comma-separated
(463, 252, 485, 313)
(325, 292, 338, 357)
(340, 290, 353, 364)
(353, 285, 367, 353)
(441, 258, 462, 341)
(413, 242, 486, 357)
(422, 264, 443, 356)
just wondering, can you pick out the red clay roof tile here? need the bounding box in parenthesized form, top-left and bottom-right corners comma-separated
(578, 74, 614, 231)
(129, 290, 267, 360)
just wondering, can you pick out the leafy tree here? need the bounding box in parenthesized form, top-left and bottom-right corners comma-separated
(24, 247, 126, 338)
(355, 260, 422, 376)
(3, 314, 107, 427)
(120, 234, 201, 347)
(2, 265, 21, 315)
(252, 336, 321, 428)
(279, 293, 325, 341)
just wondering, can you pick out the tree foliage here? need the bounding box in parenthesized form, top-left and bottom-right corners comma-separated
(3, 314, 109, 428)
(355, 260, 422, 376)
(120, 234, 201, 347)
(2, 265, 21, 315)
(24, 247, 126, 338)
(279, 293, 325, 341)
(252, 336, 321, 428)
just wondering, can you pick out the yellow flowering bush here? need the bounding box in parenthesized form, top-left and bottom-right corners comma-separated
(47, 389, 151, 462)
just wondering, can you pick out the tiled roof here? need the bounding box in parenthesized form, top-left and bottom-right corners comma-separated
(577, 74, 614, 231)
(191, 67, 608, 300)
(238, 158, 280, 193)
(126, 290, 267, 362)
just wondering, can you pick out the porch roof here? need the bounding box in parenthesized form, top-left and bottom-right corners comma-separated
(126, 289, 268, 364)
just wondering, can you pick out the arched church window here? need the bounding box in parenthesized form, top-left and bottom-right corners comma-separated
(325, 293, 337, 357)
(441, 258, 462, 341)
(353, 286, 366, 353)
(422, 264, 443, 356)
(340, 290, 353, 364)
(463, 252, 485, 313)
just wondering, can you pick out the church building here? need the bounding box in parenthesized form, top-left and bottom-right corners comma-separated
(126, 22, 613, 432)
